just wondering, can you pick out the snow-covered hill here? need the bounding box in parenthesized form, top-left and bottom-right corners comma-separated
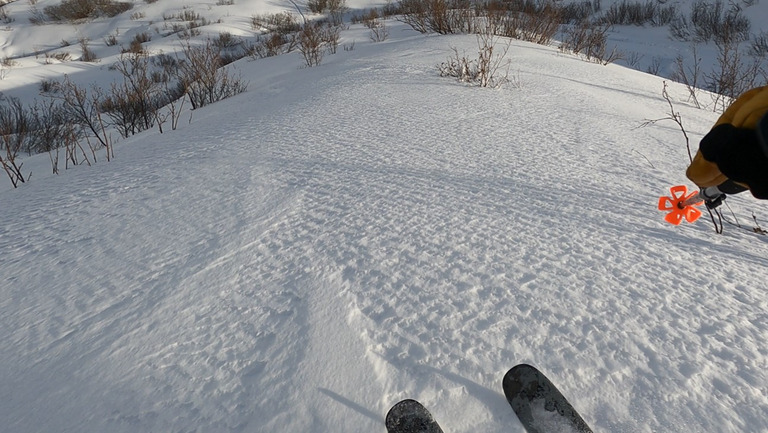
(2, 1, 768, 433)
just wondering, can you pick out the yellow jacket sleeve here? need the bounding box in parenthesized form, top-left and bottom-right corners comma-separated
(686, 86, 768, 191)
(714, 86, 768, 129)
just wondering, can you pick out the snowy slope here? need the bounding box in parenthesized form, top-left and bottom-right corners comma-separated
(2, 9, 768, 433)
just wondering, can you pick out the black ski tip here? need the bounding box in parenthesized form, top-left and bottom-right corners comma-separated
(502, 364, 539, 402)
(502, 364, 593, 433)
(385, 399, 443, 433)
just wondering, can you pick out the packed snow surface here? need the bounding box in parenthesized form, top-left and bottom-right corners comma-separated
(2, 5, 768, 433)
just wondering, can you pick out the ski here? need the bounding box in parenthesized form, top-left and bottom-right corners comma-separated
(503, 364, 593, 433)
(385, 399, 444, 433)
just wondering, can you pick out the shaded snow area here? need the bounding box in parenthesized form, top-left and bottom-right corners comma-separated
(3, 21, 768, 433)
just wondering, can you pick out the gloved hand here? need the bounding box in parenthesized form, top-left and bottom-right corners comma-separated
(698, 124, 768, 199)
(700, 186, 725, 209)
(705, 194, 725, 210)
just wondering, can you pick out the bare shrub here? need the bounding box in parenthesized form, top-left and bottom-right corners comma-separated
(0, 95, 30, 187)
(163, 9, 210, 37)
(0, 95, 75, 182)
(123, 39, 143, 54)
(651, 3, 677, 27)
(473, 0, 560, 45)
(179, 8, 202, 22)
(25, 98, 76, 174)
(307, 0, 348, 20)
(51, 76, 112, 159)
(28, 5, 46, 24)
(298, 22, 325, 67)
(750, 31, 768, 58)
(598, 0, 675, 26)
(176, 40, 248, 109)
(104, 31, 119, 46)
(398, 0, 473, 35)
(27, 98, 70, 155)
(79, 38, 98, 62)
(327, 0, 347, 26)
(323, 24, 341, 54)
(151, 54, 187, 132)
(559, 0, 595, 24)
(100, 52, 163, 137)
(439, 48, 478, 83)
(668, 15, 689, 41)
(212, 32, 252, 65)
(560, 21, 621, 65)
(155, 82, 186, 133)
(439, 33, 512, 88)
(97, 0, 132, 17)
(705, 37, 763, 112)
(32, 100, 73, 174)
(381, 0, 400, 17)
(133, 31, 151, 43)
(45, 51, 72, 63)
(474, 32, 512, 87)
(122, 33, 149, 53)
(39, 79, 58, 93)
(368, 19, 389, 42)
(251, 33, 296, 58)
(214, 31, 239, 49)
(669, 45, 702, 109)
(359, 8, 379, 26)
(0, 4, 13, 23)
(501, 4, 560, 45)
(251, 12, 300, 34)
(307, 0, 327, 13)
(43, 0, 133, 21)
(646, 56, 662, 75)
(354, 5, 398, 23)
(396, 0, 429, 33)
(670, 0, 750, 44)
(623, 50, 643, 68)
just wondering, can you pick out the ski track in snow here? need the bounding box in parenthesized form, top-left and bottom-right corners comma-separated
(2, 23, 768, 433)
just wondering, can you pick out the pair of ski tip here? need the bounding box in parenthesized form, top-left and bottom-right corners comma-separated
(658, 185, 704, 225)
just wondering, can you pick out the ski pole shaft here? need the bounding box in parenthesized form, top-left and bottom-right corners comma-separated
(678, 192, 703, 209)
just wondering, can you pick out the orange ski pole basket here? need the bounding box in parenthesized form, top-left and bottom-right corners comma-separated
(658, 185, 704, 225)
